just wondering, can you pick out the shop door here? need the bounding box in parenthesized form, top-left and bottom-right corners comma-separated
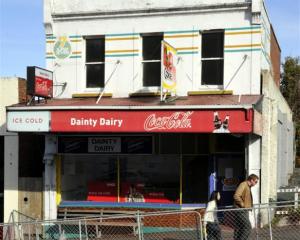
(182, 155, 209, 203)
(215, 153, 245, 207)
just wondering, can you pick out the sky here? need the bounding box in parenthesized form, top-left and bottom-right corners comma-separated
(0, 0, 299, 78)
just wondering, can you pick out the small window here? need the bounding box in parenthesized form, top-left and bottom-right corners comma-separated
(142, 34, 163, 87)
(86, 38, 105, 88)
(201, 30, 224, 85)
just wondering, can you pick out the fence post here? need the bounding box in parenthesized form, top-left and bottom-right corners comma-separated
(267, 206, 273, 240)
(35, 221, 40, 240)
(295, 186, 299, 209)
(253, 206, 259, 240)
(198, 214, 203, 240)
(79, 220, 82, 240)
(137, 211, 143, 240)
(85, 219, 88, 240)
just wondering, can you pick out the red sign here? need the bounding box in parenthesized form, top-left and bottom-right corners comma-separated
(51, 110, 253, 133)
(27, 66, 53, 98)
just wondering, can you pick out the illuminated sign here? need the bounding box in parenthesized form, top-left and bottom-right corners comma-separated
(27, 66, 53, 98)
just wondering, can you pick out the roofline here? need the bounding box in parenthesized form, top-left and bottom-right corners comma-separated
(51, 2, 250, 22)
(6, 104, 255, 111)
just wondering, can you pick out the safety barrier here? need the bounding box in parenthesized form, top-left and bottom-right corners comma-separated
(1, 203, 300, 239)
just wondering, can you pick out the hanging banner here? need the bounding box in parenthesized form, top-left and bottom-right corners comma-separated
(161, 41, 177, 99)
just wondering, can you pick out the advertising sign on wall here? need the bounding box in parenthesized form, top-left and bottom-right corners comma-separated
(51, 110, 253, 133)
(7, 111, 50, 132)
(27, 66, 53, 98)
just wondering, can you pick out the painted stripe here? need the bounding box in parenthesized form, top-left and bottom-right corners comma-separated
(70, 39, 82, 42)
(224, 48, 261, 53)
(105, 49, 139, 53)
(105, 53, 139, 57)
(106, 33, 139, 37)
(177, 51, 199, 55)
(46, 56, 55, 59)
(46, 36, 56, 40)
(176, 47, 198, 51)
(164, 30, 199, 34)
(225, 44, 261, 48)
(164, 34, 198, 38)
(69, 35, 82, 39)
(70, 56, 82, 58)
(46, 40, 55, 44)
(225, 31, 261, 35)
(106, 37, 139, 41)
(225, 26, 261, 31)
(72, 51, 82, 54)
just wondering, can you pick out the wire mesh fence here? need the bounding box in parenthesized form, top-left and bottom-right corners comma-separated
(0, 203, 300, 240)
(203, 203, 300, 240)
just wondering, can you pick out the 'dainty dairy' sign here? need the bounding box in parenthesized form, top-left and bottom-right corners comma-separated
(88, 137, 121, 153)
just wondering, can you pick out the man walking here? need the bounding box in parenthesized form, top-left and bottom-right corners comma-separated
(233, 174, 259, 240)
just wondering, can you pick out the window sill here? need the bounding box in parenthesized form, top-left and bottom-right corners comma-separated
(72, 93, 113, 98)
(129, 92, 161, 97)
(188, 90, 233, 95)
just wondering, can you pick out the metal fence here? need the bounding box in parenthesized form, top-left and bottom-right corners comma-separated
(0, 204, 299, 240)
(203, 203, 300, 240)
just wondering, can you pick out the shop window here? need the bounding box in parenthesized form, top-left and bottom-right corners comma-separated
(160, 134, 180, 154)
(201, 30, 224, 85)
(182, 155, 209, 203)
(214, 134, 245, 152)
(120, 155, 180, 203)
(142, 34, 163, 87)
(86, 38, 105, 88)
(61, 156, 117, 201)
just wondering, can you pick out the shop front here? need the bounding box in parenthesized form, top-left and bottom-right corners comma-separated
(6, 96, 262, 218)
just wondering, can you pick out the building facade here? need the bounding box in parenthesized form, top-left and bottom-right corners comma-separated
(5, 0, 294, 220)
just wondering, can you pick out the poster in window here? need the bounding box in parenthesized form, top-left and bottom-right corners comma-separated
(161, 41, 177, 98)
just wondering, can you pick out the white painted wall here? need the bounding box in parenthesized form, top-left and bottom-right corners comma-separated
(0, 77, 22, 222)
(261, 71, 294, 203)
(0, 78, 20, 135)
(43, 135, 58, 220)
(44, 0, 268, 98)
(4, 136, 18, 222)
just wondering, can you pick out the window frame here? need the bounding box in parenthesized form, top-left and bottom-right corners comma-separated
(141, 33, 164, 89)
(201, 30, 224, 87)
(85, 36, 106, 90)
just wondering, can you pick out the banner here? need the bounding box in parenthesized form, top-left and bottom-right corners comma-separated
(161, 41, 177, 99)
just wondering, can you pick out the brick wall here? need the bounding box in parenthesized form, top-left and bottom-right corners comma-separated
(270, 25, 281, 87)
(18, 78, 27, 103)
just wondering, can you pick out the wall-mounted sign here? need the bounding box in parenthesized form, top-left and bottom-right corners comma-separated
(53, 36, 72, 59)
(7, 111, 50, 132)
(51, 110, 253, 133)
(57, 136, 153, 154)
(27, 66, 53, 98)
(88, 137, 121, 153)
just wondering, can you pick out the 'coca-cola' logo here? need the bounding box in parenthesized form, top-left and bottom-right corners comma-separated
(144, 111, 193, 131)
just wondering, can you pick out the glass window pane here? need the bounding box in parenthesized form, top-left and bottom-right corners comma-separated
(143, 62, 161, 87)
(202, 60, 224, 85)
(61, 155, 117, 201)
(86, 38, 105, 62)
(120, 155, 180, 203)
(202, 31, 224, 58)
(143, 35, 163, 60)
(182, 156, 209, 203)
(160, 134, 180, 154)
(86, 64, 104, 88)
